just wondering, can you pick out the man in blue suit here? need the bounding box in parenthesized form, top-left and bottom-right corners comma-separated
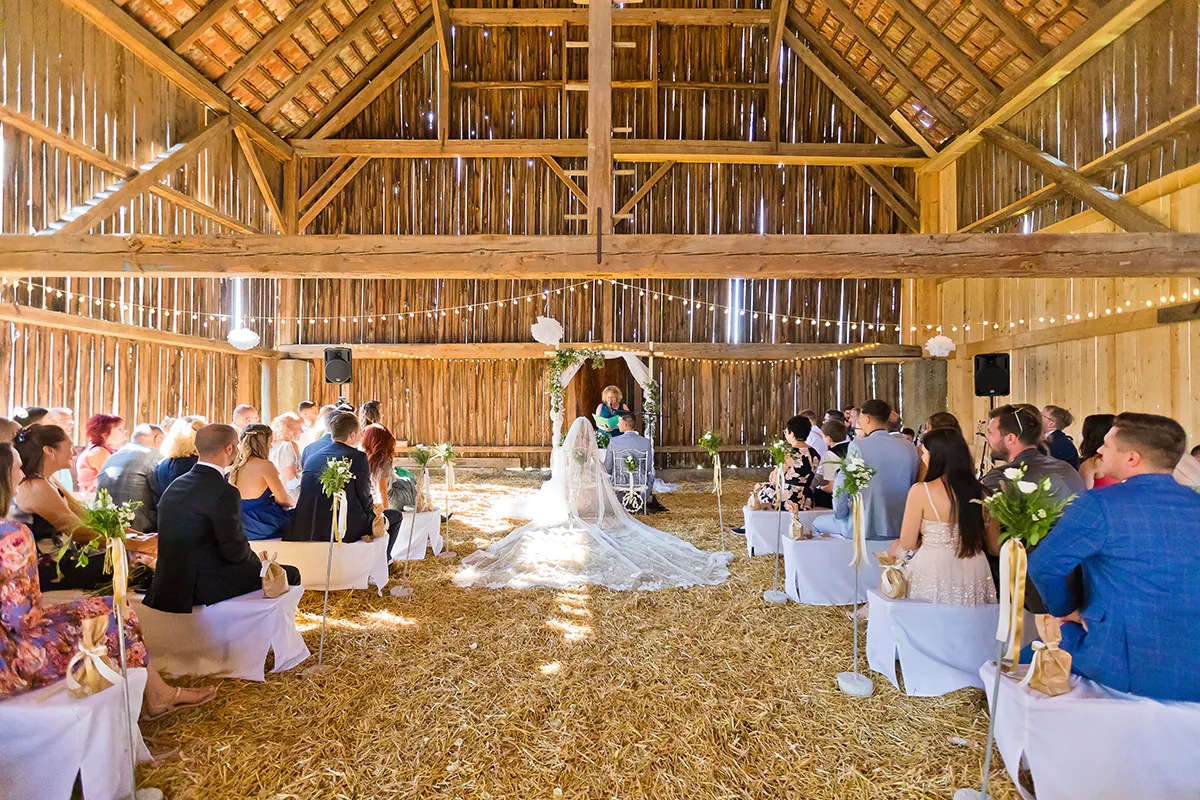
(1029, 412, 1200, 702)
(812, 398, 918, 541)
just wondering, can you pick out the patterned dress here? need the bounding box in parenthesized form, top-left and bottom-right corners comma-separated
(0, 519, 147, 700)
(753, 446, 818, 512)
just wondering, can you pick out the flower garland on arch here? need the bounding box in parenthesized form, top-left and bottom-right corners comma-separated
(641, 378, 660, 441)
(547, 348, 605, 444)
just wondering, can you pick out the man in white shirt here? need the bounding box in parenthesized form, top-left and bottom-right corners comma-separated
(800, 409, 828, 459)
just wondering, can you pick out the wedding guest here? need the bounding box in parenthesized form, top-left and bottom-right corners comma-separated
(1029, 413, 1200, 702)
(799, 408, 828, 459)
(900, 428, 916, 443)
(0, 442, 217, 714)
(301, 404, 339, 460)
(748, 415, 818, 513)
(886, 410, 903, 434)
(45, 407, 74, 437)
(608, 413, 663, 511)
(807, 419, 850, 509)
(1042, 405, 1080, 469)
(155, 415, 206, 497)
(890, 428, 998, 605)
(843, 406, 860, 439)
(595, 386, 629, 438)
(359, 399, 383, 429)
(13, 425, 156, 591)
(146, 425, 299, 613)
(362, 424, 402, 552)
(0, 418, 17, 444)
(823, 409, 846, 424)
(230, 424, 295, 541)
(231, 404, 259, 433)
(75, 414, 127, 493)
(96, 424, 164, 532)
(924, 411, 962, 435)
(812, 399, 918, 540)
(1078, 413, 1118, 490)
(12, 407, 48, 428)
(287, 412, 378, 543)
(298, 400, 319, 432)
(269, 412, 304, 501)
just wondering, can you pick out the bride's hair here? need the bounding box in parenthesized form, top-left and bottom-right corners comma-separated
(920, 427, 987, 558)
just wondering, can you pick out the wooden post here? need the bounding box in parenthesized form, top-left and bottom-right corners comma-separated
(587, 0, 613, 236)
(601, 280, 615, 341)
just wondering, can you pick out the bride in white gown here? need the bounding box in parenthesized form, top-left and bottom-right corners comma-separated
(455, 417, 733, 591)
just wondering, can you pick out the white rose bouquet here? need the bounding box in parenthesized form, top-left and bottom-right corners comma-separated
(977, 464, 1075, 547)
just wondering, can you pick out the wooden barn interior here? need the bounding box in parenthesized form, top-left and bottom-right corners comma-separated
(0, 0, 1198, 795)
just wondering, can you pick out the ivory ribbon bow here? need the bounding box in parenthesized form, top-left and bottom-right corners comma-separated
(848, 494, 866, 567)
(330, 490, 348, 543)
(66, 618, 123, 698)
(996, 538, 1028, 668)
(1018, 640, 1056, 688)
(259, 551, 279, 578)
(420, 468, 432, 512)
(106, 537, 130, 620)
(445, 461, 457, 492)
(711, 454, 722, 495)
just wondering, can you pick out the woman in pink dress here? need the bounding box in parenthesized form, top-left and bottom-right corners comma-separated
(1078, 413, 1119, 489)
(74, 414, 127, 493)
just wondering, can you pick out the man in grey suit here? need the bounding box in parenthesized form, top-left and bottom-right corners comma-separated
(607, 413, 657, 509)
(812, 399, 918, 540)
(97, 423, 164, 532)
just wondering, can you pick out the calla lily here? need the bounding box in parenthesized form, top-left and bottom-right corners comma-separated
(1004, 468, 1023, 480)
(1017, 481, 1038, 494)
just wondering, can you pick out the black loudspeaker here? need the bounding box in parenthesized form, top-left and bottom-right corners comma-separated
(324, 347, 353, 384)
(973, 353, 1010, 397)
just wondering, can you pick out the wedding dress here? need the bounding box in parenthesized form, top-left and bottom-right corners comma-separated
(456, 417, 733, 591)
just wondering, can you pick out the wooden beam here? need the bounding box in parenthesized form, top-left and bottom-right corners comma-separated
(57, 0, 291, 161)
(1038, 160, 1200, 234)
(297, 156, 371, 231)
(217, 0, 326, 92)
(6, 233, 1199, 278)
(279, 341, 923, 360)
(0, 106, 135, 178)
(256, 0, 399, 123)
(852, 165, 920, 231)
(960, 102, 1200, 232)
(148, 183, 259, 234)
(292, 138, 926, 164)
(283, 157, 299, 235)
(53, 117, 232, 235)
(233, 125, 286, 232)
(166, 0, 240, 52)
(449, 8, 772, 26)
(432, 0, 452, 72)
(299, 156, 354, 210)
(0, 303, 283, 359)
(957, 303, 1198, 358)
(889, 110, 939, 158)
(925, 0, 1172, 171)
(295, 12, 434, 138)
(588, 0, 613, 235)
(767, 0, 789, 145)
(969, 0, 1048, 60)
(887, 0, 999, 98)
(863, 164, 918, 216)
(779, 28, 903, 145)
(309, 24, 438, 139)
(615, 161, 674, 219)
(982, 127, 1172, 233)
(819, 0, 965, 131)
(542, 157, 589, 205)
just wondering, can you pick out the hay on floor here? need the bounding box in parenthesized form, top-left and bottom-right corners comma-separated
(141, 475, 1018, 799)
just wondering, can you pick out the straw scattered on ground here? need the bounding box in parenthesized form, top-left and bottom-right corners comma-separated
(141, 475, 1018, 799)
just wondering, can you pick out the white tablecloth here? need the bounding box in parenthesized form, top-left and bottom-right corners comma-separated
(131, 587, 310, 681)
(982, 661, 1200, 799)
(779, 534, 891, 605)
(255, 537, 389, 593)
(742, 507, 792, 557)
(391, 510, 443, 561)
(866, 589, 1001, 696)
(0, 669, 150, 800)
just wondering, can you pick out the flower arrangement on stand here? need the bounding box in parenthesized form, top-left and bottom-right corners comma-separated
(410, 444, 436, 512)
(763, 438, 791, 606)
(698, 429, 725, 550)
(641, 379, 661, 441)
(435, 442, 459, 559)
(307, 458, 353, 677)
(834, 451, 877, 697)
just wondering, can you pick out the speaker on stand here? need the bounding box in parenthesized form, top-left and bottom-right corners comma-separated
(973, 353, 1010, 476)
(324, 347, 353, 408)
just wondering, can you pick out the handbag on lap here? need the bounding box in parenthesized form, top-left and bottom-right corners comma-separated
(259, 551, 288, 599)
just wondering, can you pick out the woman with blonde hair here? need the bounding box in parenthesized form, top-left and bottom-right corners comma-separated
(155, 415, 206, 498)
(229, 424, 294, 541)
(595, 385, 629, 437)
(269, 412, 303, 501)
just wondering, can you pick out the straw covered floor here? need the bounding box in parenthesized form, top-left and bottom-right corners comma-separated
(141, 475, 1017, 799)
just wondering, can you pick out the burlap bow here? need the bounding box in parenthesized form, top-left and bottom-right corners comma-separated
(66, 616, 123, 698)
(996, 538, 1028, 669)
(330, 490, 347, 544)
(875, 552, 908, 599)
(848, 494, 866, 567)
(1019, 614, 1073, 695)
(260, 551, 287, 598)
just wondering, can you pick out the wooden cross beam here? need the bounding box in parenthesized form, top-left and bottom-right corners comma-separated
(982, 127, 1173, 233)
(297, 157, 372, 232)
(543, 157, 590, 206)
(166, 0, 240, 53)
(885, 0, 999, 98)
(615, 161, 675, 221)
(851, 165, 920, 232)
(969, 0, 1048, 60)
(432, 0, 453, 72)
(233, 126, 286, 232)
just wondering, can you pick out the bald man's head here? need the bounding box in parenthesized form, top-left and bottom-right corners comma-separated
(195, 424, 239, 467)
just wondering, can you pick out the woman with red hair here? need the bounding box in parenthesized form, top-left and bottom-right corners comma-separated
(361, 424, 402, 552)
(75, 414, 127, 493)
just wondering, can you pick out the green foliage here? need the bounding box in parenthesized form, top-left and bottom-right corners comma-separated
(546, 348, 605, 422)
(55, 489, 140, 579)
(320, 458, 354, 497)
(410, 444, 434, 468)
(976, 464, 1075, 548)
(596, 430, 611, 449)
(697, 429, 722, 459)
(623, 454, 639, 473)
(642, 379, 661, 439)
(767, 438, 790, 466)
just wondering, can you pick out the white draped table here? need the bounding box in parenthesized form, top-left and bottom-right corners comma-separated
(257, 537, 389, 592)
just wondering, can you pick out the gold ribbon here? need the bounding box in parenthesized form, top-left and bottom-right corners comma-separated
(711, 454, 722, 495)
(105, 537, 129, 621)
(330, 490, 347, 544)
(445, 461, 457, 492)
(66, 617, 123, 698)
(848, 493, 866, 567)
(996, 538, 1028, 669)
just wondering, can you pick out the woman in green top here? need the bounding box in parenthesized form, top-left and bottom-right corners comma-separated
(595, 385, 629, 437)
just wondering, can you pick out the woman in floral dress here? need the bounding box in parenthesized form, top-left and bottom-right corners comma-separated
(750, 416, 818, 512)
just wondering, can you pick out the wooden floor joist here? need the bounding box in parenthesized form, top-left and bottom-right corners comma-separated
(3, 233, 1197, 278)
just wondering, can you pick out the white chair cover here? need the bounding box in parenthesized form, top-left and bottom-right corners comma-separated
(742, 507, 792, 557)
(866, 589, 1002, 696)
(391, 510, 444, 561)
(981, 661, 1200, 800)
(130, 587, 310, 681)
(0, 668, 150, 800)
(255, 538, 389, 593)
(780, 534, 892, 605)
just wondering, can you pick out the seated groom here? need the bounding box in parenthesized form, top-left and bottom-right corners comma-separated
(287, 411, 381, 544)
(1029, 413, 1200, 702)
(811, 399, 918, 540)
(607, 412, 662, 511)
(97, 423, 164, 532)
(145, 424, 301, 613)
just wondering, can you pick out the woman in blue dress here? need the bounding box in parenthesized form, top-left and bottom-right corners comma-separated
(229, 424, 294, 541)
(595, 385, 630, 438)
(155, 415, 206, 499)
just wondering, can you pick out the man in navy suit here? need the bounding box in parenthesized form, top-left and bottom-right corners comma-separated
(287, 412, 379, 544)
(1029, 412, 1200, 702)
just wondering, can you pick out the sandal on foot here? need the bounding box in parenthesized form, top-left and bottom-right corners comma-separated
(143, 686, 217, 721)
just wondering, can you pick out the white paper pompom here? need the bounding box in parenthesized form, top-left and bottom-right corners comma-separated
(531, 316, 564, 346)
(227, 327, 261, 351)
(924, 335, 956, 358)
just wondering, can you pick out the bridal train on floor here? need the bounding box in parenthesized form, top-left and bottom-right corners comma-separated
(455, 418, 733, 591)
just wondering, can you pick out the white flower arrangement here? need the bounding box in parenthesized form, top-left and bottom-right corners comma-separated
(975, 464, 1074, 548)
(835, 451, 877, 499)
